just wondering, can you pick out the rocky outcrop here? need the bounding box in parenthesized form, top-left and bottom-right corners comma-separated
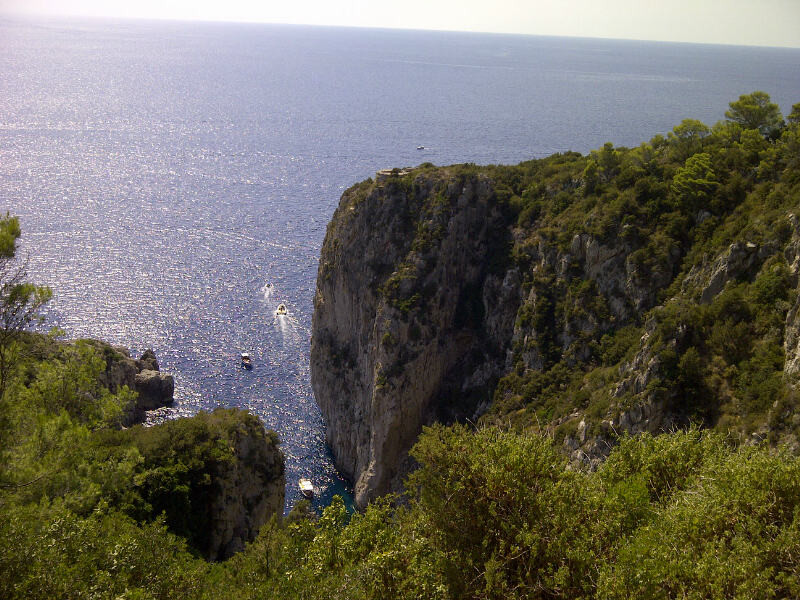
(133, 369, 174, 411)
(682, 240, 775, 304)
(785, 299, 800, 377)
(126, 408, 285, 561)
(204, 410, 285, 560)
(783, 214, 800, 377)
(82, 340, 174, 424)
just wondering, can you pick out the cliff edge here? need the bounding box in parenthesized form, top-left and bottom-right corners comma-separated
(121, 408, 286, 560)
(312, 168, 516, 507)
(313, 103, 800, 507)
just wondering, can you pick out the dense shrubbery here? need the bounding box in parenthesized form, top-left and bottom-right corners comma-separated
(484, 92, 800, 440)
(3, 417, 799, 599)
(0, 503, 204, 600)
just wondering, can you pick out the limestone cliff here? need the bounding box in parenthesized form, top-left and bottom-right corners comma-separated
(313, 116, 800, 506)
(312, 169, 516, 507)
(81, 340, 175, 424)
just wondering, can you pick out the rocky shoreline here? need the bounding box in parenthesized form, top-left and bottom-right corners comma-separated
(85, 342, 176, 425)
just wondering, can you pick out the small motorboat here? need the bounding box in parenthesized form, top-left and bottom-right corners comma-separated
(299, 478, 314, 498)
(417, 145, 425, 150)
(276, 303, 287, 316)
(240, 353, 253, 369)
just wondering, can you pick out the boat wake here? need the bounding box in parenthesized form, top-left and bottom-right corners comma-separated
(262, 282, 273, 302)
(275, 311, 302, 343)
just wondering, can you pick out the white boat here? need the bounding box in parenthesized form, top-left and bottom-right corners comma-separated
(276, 303, 287, 316)
(299, 478, 314, 498)
(240, 353, 252, 369)
(417, 145, 425, 150)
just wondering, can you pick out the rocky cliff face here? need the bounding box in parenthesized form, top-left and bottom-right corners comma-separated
(312, 169, 691, 507)
(313, 140, 800, 506)
(203, 410, 285, 560)
(83, 341, 175, 424)
(782, 214, 800, 377)
(312, 170, 516, 507)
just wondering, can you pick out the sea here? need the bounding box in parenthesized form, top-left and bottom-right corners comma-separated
(1, 16, 799, 513)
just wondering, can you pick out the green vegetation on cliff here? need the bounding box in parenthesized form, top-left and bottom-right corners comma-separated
(329, 92, 800, 448)
(484, 93, 800, 446)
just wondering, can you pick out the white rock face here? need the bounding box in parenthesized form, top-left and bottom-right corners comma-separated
(311, 172, 516, 508)
(783, 214, 800, 377)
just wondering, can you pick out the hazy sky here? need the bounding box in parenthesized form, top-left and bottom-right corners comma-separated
(2, 0, 799, 48)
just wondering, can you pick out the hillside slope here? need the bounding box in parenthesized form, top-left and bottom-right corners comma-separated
(312, 93, 800, 507)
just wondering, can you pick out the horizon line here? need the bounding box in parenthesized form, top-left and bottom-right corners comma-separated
(2, 11, 799, 51)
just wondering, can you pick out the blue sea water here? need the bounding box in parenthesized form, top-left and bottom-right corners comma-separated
(1, 16, 799, 513)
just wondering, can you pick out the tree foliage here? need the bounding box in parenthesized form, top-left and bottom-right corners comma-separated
(671, 151, 718, 211)
(725, 90, 784, 138)
(0, 215, 52, 397)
